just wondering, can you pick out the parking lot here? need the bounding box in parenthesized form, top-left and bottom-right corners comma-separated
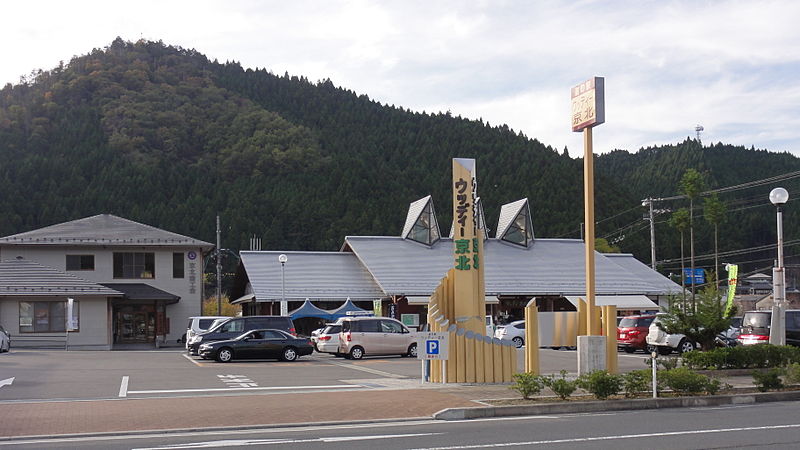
(0, 347, 652, 403)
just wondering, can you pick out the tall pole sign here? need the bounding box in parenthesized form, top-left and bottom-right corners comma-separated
(572, 77, 604, 335)
(452, 158, 485, 335)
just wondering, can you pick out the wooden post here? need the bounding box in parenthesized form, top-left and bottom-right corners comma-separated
(524, 299, 540, 374)
(583, 127, 599, 335)
(603, 305, 619, 374)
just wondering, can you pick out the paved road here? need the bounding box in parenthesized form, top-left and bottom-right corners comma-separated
(4, 401, 800, 449)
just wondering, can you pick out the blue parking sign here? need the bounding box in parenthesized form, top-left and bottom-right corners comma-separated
(427, 340, 439, 355)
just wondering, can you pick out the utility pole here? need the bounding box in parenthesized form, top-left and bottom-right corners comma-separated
(216, 215, 222, 315)
(643, 198, 657, 270)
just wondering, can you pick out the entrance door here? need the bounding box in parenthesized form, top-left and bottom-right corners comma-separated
(115, 305, 156, 344)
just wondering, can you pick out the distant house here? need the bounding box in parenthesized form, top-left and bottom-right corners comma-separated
(0, 215, 213, 349)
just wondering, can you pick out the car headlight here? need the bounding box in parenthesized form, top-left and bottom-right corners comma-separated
(191, 336, 202, 343)
(199, 344, 210, 349)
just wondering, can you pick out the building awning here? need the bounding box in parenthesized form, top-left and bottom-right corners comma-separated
(101, 283, 180, 304)
(405, 296, 500, 305)
(231, 293, 255, 305)
(565, 295, 659, 310)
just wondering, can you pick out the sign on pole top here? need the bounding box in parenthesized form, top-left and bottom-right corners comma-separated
(417, 331, 449, 360)
(571, 77, 605, 132)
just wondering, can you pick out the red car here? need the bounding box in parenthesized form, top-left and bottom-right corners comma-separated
(617, 314, 656, 353)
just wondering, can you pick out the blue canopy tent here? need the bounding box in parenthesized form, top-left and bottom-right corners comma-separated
(330, 299, 372, 318)
(289, 299, 336, 321)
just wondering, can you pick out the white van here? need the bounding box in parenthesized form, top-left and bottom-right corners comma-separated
(185, 316, 228, 349)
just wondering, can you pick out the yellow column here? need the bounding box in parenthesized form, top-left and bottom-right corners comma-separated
(446, 324, 457, 383)
(524, 299, 539, 374)
(603, 305, 619, 374)
(464, 331, 476, 383)
(475, 332, 485, 382)
(492, 338, 503, 382)
(583, 127, 599, 335)
(483, 335, 494, 383)
(455, 328, 466, 383)
(501, 342, 512, 382)
(577, 298, 587, 336)
(452, 159, 482, 335)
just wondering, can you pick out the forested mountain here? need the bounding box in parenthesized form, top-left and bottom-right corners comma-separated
(1, 38, 798, 278)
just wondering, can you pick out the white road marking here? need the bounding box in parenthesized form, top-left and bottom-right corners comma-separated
(118, 376, 129, 398)
(131, 433, 442, 449)
(318, 358, 408, 378)
(182, 354, 202, 366)
(408, 423, 800, 449)
(0, 377, 14, 389)
(126, 384, 364, 395)
(217, 375, 257, 388)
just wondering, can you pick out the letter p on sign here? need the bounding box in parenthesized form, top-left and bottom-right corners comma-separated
(427, 340, 439, 354)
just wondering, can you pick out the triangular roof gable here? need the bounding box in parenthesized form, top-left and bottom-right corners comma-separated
(495, 198, 534, 247)
(330, 299, 370, 316)
(0, 214, 213, 248)
(401, 196, 441, 246)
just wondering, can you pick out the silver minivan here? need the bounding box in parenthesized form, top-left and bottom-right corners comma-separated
(338, 317, 417, 359)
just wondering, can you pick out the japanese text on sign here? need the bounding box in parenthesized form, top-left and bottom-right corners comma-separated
(571, 77, 605, 132)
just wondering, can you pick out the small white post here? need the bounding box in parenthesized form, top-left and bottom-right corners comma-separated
(651, 350, 658, 398)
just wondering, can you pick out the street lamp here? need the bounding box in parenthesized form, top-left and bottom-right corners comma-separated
(769, 188, 788, 345)
(278, 254, 288, 316)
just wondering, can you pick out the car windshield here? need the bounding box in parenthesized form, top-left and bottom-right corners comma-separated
(198, 319, 218, 330)
(207, 318, 229, 332)
(620, 317, 654, 327)
(322, 325, 341, 334)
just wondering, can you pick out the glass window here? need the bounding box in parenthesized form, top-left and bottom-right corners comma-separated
(66, 255, 94, 271)
(173, 253, 184, 278)
(355, 320, 381, 332)
(197, 319, 217, 330)
(513, 322, 526, 329)
(220, 319, 244, 333)
(264, 330, 284, 339)
(19, 301, 79, 333)
(407, 202, 440, 245)
(502, 204, 533, 247)
(113, 252, 155, 279)
(381, 320, 403, 333)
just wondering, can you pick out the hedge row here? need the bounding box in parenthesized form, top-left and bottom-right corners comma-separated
(682, 344, 800, 370)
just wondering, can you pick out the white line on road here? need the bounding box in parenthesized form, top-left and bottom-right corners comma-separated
(182, 354, 203, 366)
(118, 376, 129, 398)
(126, 384, 364, 395)
(407, 423, 800, 449)
(317, 357, 408, 378)
(132, 432, 443, 449)
(0, 377, 14, 389)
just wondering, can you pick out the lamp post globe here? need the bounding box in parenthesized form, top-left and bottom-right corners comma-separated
(770, 187, 789, 206)
(278, 254, 288, 316)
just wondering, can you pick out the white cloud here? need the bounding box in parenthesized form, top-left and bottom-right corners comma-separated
(2, 0, 799, 156)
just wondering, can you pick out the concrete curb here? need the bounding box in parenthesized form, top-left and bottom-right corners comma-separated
(433, 390, 800, 420)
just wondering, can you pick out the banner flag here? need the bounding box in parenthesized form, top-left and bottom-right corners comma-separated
(724, 264, 738, 317)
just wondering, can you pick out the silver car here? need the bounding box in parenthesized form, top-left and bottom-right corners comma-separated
(495, 320, 525, 348)
(0, 325, 10, 352)
(339, 317, 417, 360)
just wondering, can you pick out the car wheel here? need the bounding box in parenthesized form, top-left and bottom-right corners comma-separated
(646, 345, 656, 354)
(334, 352, 344, 357)
(281, 347, 298, 362)
(623, 347, 636, 353)
(407, 343, 418, 357)
(216, 347, 233, 363)
(512, 337, 524, 348)
(657, 346, 672, 356)
(349, 346, 364, 360)
(678, 339, 695, 354)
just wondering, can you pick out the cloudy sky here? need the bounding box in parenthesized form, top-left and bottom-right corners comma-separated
(4, 0, 799, 157)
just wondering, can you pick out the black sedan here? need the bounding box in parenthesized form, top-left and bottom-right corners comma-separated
(198, 329, 313, 363)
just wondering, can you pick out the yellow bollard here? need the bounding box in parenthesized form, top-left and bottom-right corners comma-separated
(465, 331, 476, 383)
(603, 305, 619, 374)
(524, 299, 539, 374)
(577, 298, 587, 336)
(492, 338, 503, 382)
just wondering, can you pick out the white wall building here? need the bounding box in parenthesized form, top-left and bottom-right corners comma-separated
(0, 214, 213, 349)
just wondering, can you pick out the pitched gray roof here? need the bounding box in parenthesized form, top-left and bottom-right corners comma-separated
(239, 251, 385, 301)
(344, 236, 670, 297)
(0, 214, 213, 249)
(0, 259, 123, 297)
(603, 254, 683, 294)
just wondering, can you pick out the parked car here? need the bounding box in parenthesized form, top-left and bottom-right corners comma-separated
(338, 317, 417, 359)
(646, 314, 696, 355)
(198, 329, 313, 362)
(184, 316, 228, 349)
(0, 325, 10, 352)
(314, 324, 342, 355)
(738, 310, 800, 346)
(188, 316, 295, 356)
(617, 314, 656, 353)
(495, 320, 525, 348)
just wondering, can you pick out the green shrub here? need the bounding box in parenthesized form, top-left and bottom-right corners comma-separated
(678, 345, 800, 370)
(644, 356, 681, 370)
(510, 372, 544, 399)
(660, 367, 711, 395)
(784, 363, 800, 385)
(752, 368, 784, 392)
(577, 370, 624, 400)
(543, 370, 577, 400)
(622, 370, 651, 398)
